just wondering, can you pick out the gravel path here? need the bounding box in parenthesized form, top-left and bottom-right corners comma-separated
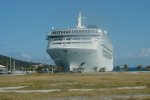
(0, 86, 150, 100)
(0, 86, 146, 93)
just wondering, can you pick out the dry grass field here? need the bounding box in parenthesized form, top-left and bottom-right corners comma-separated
(0, 72, 150, 100)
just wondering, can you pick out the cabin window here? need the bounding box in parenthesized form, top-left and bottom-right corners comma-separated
(81, 30, 84, 33)
(66, 37, 71, 40)
(68, 30, 71, 33)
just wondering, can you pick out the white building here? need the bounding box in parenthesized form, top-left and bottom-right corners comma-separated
(0, 65, 7, 74)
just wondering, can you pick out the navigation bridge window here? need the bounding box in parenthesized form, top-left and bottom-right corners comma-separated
(54, 38, 62, 41)
(66, 37, 71, 40)
(51, 36, 93, 41)
(51, 29, 99, 35)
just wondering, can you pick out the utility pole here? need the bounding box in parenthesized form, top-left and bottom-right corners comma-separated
(52, 67, 54, 74)
(13, 59, 15, 73)
(6, 62, 8, 73)
(10, 57, 11, 72)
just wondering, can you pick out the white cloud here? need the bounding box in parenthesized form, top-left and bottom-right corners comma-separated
(7, 52, 32, 62)
(121, 48, 150, 59)
(4, 52, 52, 64)
(20, 53, 32, 61)
(114, 48, 150, 66)
(125, 52, 135, 59)
(117, 52, 135, 59)
(139, 48, 150, 58)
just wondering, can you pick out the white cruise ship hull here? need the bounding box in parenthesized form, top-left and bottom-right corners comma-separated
(47, 42, 113, 72)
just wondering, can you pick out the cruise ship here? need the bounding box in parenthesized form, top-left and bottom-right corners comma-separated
(46, 13, 113, 72)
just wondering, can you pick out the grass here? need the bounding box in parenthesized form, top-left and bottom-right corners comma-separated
(0, 72, 150, 100)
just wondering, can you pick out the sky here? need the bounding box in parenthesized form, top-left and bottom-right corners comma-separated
(0, 0, 150, 67)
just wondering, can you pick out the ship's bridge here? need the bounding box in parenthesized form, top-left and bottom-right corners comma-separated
(47, 28, 112, 45)
(49, 28, 102, 36)
(47, 29, 102, 49)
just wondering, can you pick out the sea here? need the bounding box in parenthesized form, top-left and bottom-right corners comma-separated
(113, 67, 149, 72)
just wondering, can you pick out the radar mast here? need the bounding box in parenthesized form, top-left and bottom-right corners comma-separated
(77, 12, 85, 28)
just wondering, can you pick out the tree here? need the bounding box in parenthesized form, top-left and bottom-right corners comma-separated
(58, 66, 64, 72)
(49, 66, 54, 73)
(93, 66, 98, 72)
(137, 65, 142, 71)
(146, 66, 150, 71)
(123, 64, 128, 71)
(115, 66, 120, 72)
(34, 66, 43, 73)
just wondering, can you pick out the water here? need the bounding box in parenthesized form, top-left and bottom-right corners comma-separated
(113, 67, 149, 72)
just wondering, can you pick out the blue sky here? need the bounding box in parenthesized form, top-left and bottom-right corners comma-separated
(0, 0, 150, 67)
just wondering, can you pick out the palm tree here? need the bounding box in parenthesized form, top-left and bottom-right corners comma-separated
(146, 66, 150, 71)
(137, 65, 142, 71)
(35, 66, 43, 73)
(57, 66, 64, 72)
(116, 66, 120, 72)
(123, 64, 128, 71)
(93, 66, 98, 72)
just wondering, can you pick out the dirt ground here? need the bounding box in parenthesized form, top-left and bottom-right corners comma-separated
(37, 94, 150, 100)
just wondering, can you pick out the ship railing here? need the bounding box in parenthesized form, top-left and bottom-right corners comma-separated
(50, 32, 100, 36)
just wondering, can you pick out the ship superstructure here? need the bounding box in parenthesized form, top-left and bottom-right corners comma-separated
(47, 13, 113, 72)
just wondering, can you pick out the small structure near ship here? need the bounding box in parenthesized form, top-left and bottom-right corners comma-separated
(0, 65, 7, 74)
